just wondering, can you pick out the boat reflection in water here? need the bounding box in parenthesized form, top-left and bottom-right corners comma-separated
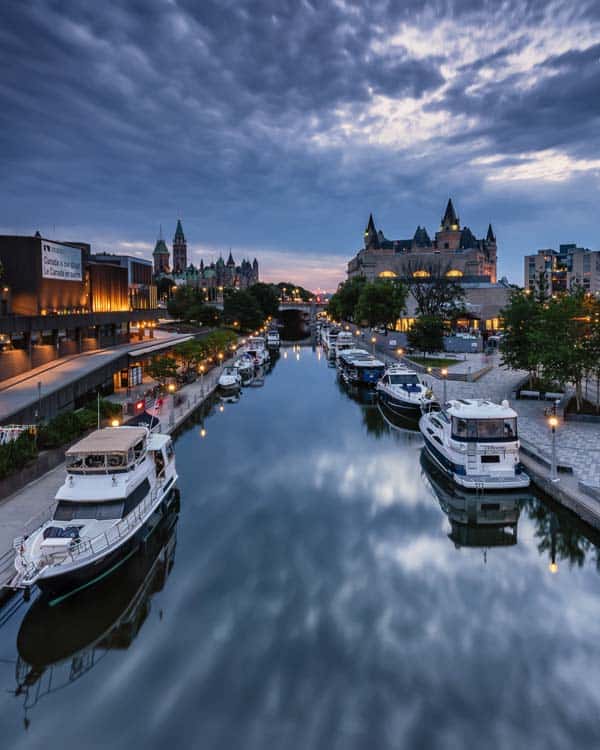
(420, 451, 531, 549)
(14, 506, 179, 714)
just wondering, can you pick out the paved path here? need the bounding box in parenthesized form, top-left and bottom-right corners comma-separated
(0, 330, 194, 422)
(0, 354, 231, 587)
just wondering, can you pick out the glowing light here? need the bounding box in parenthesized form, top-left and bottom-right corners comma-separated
(549, 416, 558, 428)
(446, 269, 463, 278)
(200, 427, 207, 438)
(111, 418, 120, 427)
(549, 562, 558, 574)
(378, 270, 397, 278)
(413, 270, 430, 279)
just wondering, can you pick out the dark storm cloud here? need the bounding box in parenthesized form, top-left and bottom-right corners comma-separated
(0, 0, 599, 286)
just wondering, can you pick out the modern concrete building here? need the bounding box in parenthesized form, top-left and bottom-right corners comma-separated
(92, 253, 157, 310)
(0, 234, 159, 382)
(524, 244, 600, 294)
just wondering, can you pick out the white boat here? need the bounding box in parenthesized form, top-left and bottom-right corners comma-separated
(233, 354, 255, 382)
(218, 365, 242, 392)
(11, 426, 178, 598)
(376, 364, 438, 419)
(334, 331, 354, 357)
(266, 329, 280, 348)
(419, 399, 530, 491)
(245, 336, 270, 365)
(322, 327, 340, 355)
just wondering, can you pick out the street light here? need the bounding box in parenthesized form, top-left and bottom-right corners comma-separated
(371, 335, 376, 354)
(441, 367, 448, 406)
(396, 347, 404, 357)
(549, 415, 559, 481)
(111, 418, 120, 428)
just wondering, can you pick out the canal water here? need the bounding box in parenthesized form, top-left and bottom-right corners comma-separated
(1, 344, 600, 749)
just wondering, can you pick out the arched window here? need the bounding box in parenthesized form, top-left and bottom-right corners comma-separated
(378, 270, 397, 278)
(412, 270, 430, 279)
(446, 269, 463, 278)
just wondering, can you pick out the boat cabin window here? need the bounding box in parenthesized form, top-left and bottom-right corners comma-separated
(452, 417, 517, 441)
(389, 373, 419, 385)
(85, 454, 105, 469)
(123, 478, 151, 514)
(53, 500, 125, 521)
(166, 441, 174, 462)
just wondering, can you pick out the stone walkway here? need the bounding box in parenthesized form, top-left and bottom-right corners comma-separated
(417, 356, 600, 487)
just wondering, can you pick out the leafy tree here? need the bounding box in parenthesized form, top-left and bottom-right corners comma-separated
(354, 279, 407, 329)
(407, 315, 445, 354)
(223, 290, 263, 331)
(276, 282, 313, 302)
(147, 356, 178, 388)
(406, 261, 465, 317)
(174, 340, 207, 374)
(327, 277, 366, 321)
(248, 283, 280, 317)
(188, 303, 222, 327)
(499, 288, 542, 385)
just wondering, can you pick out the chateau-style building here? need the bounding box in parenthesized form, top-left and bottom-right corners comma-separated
(348, 199, 497, 283)
(152, 221, 259, 299)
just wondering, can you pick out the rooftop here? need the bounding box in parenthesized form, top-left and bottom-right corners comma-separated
(66, 426, 148, 455)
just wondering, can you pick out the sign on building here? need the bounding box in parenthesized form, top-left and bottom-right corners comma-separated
(41, 241, 82, 281)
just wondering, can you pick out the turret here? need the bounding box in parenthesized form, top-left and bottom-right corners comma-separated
(364, 213, 380, 249)
(172, 219, 187, 274)
(441, 199, 460, 231)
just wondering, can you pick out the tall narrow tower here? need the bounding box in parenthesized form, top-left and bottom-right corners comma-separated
(153, 226, 170, 275)
(172, 219, 187, 273)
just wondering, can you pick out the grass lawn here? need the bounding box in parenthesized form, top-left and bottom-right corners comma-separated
(407, 356, 459, 369)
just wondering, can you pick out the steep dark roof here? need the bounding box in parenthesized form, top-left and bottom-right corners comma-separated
(413, 225, 431, 247)
(441, 198, 459, 229)
(227, 251, 235, 266)
(174, 219, 185, 241)
(153, 239, 169, 256)
(486, 223, 496, 242)
(459, 226, 477, 249)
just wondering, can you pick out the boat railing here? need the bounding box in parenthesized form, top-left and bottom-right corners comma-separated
(67, 482, 162, 563)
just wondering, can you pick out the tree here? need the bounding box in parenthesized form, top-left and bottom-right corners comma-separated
(407, 316, 445, 354)
(223, 290, 263, 331)
(174, 340, 207, 374)
(147, 356, 178, 388)
(406, 261, 465, 318)
(354, 279, 407, 329)
(327, 277, 366, 321)
(276, 282, 314, 302)
(499, 288, 542, 384)
(188, 303, 222, 327)
(248, 283, 280, 318)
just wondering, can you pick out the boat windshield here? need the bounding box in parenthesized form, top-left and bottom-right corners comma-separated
(389, 374, 419, 385)
(452, 417, 518, 441)
(53, 500, 125, 521)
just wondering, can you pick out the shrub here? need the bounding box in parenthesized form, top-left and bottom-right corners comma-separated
(0, 430, 38, 479)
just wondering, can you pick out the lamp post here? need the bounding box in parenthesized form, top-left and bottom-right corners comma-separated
(168, 383, 175, 427)
(441, 368, 448, 407)
(371, 335, 376, 355)
(549, 415, 559, 481)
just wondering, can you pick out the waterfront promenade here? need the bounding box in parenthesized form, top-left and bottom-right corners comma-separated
(0, 357, 228, 589)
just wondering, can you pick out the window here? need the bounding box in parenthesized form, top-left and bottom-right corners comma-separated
(54, 501, 125, 521)
(123, 478, 151, 515)
(389, 374, 419, 385)
(452, 417, 517, 440)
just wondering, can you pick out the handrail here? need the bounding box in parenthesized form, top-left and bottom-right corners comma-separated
(66, 483, 162, 563)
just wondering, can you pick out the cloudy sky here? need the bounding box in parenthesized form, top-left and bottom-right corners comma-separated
(1, 0, 599, 290)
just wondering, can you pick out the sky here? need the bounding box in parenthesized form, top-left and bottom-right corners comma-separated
(1, 0, 599, 291)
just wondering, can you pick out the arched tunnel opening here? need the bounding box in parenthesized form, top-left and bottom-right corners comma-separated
(276, 309, 310, 341)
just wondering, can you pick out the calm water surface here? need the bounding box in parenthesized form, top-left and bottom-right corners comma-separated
(1, 345, 600, 749)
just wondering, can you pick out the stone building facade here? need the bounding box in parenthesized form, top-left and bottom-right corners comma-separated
(524, 244, 600, 294)
(348, 199, 497, 283)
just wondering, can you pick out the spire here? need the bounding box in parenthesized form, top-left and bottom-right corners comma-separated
(227, 250, 235, 266)
(441, 199, 459, 230)
(486, 223, 496, 242)
(364, 213, 380, 249)
(174, 219, 185, 241)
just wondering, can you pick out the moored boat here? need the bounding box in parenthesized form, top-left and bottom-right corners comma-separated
(337, 348, 385, 387)
(376, 363, 438, 419)
(218, 365, 242, 392)
(266, 329, 280, 349)
(419, 399, 530, 491)
(11, 426, 178, 599)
